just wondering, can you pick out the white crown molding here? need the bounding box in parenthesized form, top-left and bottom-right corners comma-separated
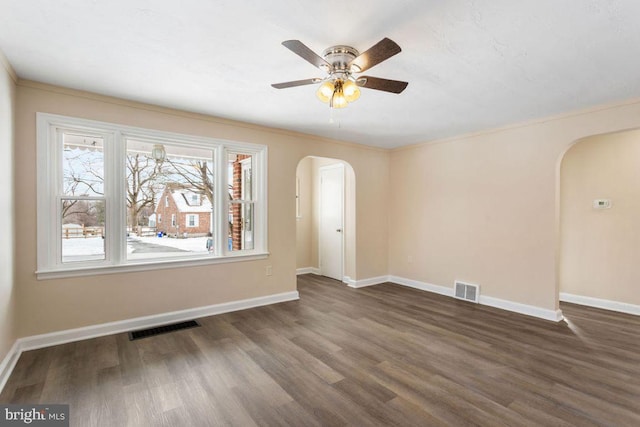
(560, 293, 640, 316)
(0, 290, 299, 394)
(392, 95, 640, 152)
(0, 48, 17, 83)
(17, 80, 388, 153)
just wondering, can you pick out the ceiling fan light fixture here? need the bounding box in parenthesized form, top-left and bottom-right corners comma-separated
(343, 79, 361, 102)
(330, 92, 348, 109)
(316, 81, 335, 103)
(274, 38, 406, 109)
(329, 80, 348, 109)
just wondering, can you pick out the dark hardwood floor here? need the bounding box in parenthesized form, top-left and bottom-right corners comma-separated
(2, 274, 639, 426)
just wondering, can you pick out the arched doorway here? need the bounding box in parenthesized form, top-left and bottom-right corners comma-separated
(295, 156, 356, 283)
(558, 129, 640, 315)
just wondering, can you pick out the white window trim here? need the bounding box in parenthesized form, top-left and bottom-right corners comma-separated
(186, 214, 199, 228)
(36, 113, 268, 280)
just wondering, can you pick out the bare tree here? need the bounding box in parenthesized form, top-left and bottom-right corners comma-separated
(62, 148, 104, 221)
(63, 146, 165, 229)
(164, 159, 214, 203)
(126, 153, 165, 228)
(63, 199, 103, 227)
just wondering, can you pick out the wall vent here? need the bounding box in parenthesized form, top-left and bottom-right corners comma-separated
(454, 281, 479, 303)
(128, 320, 200, 341)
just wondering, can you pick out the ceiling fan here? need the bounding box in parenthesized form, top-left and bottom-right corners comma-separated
(271, 38, 408, 109)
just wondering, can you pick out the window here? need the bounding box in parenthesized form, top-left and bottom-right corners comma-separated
(37, 113, 267, 278)
(228, 153, 255, 251)
(186, 214, 199, 227)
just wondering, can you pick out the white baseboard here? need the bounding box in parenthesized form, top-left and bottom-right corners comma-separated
(296, 267, 320, 275)
(345, 275, 389, 289)
(0, 341, 21, 394)
(560, 293, 640, 316)
(0, 290, 299, 394)
(480, 295, 564, 322)
(387, 275, 453, 297)
(388, 275, 563, 322)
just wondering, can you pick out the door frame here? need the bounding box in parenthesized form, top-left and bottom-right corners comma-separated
(318, 163, 345, 281)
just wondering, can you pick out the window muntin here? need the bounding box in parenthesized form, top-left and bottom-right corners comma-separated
(37, 114, 267, 277)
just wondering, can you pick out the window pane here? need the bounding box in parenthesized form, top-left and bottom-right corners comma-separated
(228, 153, 253, 201)
(228, 202, 254, 251)
(126, 139, 214, 260)
(63, 133, 104, 197)
(61, 199, 105, 263)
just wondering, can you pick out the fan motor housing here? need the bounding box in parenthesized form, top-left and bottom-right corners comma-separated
(322, 45, 359, 73)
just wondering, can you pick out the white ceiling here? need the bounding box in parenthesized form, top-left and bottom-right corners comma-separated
(2, 1, 640, 149)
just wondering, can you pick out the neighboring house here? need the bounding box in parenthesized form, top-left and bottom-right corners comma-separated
(155, 184, 212, 237)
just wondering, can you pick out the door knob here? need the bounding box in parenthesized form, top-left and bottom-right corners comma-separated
(336, 228, 342, 232)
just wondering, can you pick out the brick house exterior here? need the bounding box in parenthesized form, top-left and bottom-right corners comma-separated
(155, 184, 212, 237)
(231, 154, 251, 250)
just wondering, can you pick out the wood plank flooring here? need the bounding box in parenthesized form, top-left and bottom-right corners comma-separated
(2, 274, 639, 426)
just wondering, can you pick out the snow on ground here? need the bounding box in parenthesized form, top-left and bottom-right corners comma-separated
(62, 237, 105, 256)
(132, 235, 209, 252)
(62, 235, 210, 259)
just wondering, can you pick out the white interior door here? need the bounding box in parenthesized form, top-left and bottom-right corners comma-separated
(319, 164, 344, 281)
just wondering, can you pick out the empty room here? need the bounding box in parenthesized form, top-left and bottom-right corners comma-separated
(1, 1, 639, 426)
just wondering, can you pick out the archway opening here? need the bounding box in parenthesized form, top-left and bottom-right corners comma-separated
(558, 129, 640, 314)
(295, 156, 356, 284)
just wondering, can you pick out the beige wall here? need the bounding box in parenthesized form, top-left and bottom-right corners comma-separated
(0, 53, 16, 362)
(295, 157, 312, 269)
(12, 78, 640, 339)
(14, 81, 389, 337)
(560, 131, 640, 305)
(389, 99, 640, 311)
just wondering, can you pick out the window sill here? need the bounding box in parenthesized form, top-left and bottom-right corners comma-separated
(36, 252, 270, 280)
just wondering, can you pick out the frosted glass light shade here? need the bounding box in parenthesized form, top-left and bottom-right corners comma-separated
(343, 80, 361, 102)
(316, 81, 335, 103)
(331, 92, 348, 109)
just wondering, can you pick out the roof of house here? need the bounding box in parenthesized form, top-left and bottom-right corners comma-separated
(171, 190, 212, 213)
(156, 185, 212, 213)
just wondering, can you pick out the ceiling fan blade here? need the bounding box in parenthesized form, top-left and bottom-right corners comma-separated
(348, 38, 402, 73)
(281, 40, 332, 71)
(356, 76, 408, 94)
(271, 78, 322, 89)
